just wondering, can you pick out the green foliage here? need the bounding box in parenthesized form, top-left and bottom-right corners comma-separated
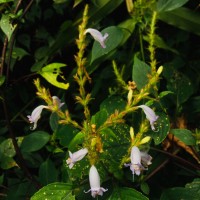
(0, 0, 200, 199)
(31, 182, 75, 200)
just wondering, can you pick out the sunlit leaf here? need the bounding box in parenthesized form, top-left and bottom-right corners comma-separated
(39, 63, 69, 89)
(0, 0, 13, 3)
(31, 182, 75, 200)
(0, 14, 16, 40)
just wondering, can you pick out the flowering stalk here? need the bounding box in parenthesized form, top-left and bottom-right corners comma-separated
(74, 4, 91, 120)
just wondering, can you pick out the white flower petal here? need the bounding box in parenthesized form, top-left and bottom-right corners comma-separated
(85, 28, 109, 48)
(27, 105, 48, 130)
(66, 148, 88, 168)
(138, 105, 159, 131)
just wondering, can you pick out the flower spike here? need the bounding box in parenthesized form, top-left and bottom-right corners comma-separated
(84, 28, 109, 48)
(84, 165, 108, 198)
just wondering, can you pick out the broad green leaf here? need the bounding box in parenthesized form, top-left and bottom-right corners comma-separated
(171, 129, 196, 145)
(39, 63, 69, 89)
(0, 14, 16, 40)
(91, 109, 108, 129)
(109, 187, 149, 200)
(158, 7, 200, 36)
(157, 0, 189, 12)
(90, 26, 124, 64)
(101, 125, 129, 179)
(140, 182, 150, 195)
(20, 131, 50, 152)
(39, 159, 58, 185)
(12, 47, 29, 60)
(150, 112, 170, 145)
(132, 56, 151, 90)
(31, 182, 75, 200)
(100, 95, 126, 116)
(56, 125, 79, 148)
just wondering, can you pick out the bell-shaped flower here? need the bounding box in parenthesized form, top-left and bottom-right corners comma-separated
(125, 146, 152, 179)
(84, 28, 109, 48)
(138, 105, 159, 131)
(27, 105, 48, 130)
(85, 165, 108, 198)
(66, 148, 88, 169)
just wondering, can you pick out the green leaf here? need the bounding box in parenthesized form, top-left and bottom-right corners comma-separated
(0, 0, 13, 3)
(56, 125, 79, 148)
(68, 132, 85, 150)
(20, 131, 50, 152)
(100, 95, 126, 115)
(39, 159, 58, 185)
(101, 125, 129, 179)
(150, 112, 170, 145)
(144, 35, 179, 54)
(132, 56, 151, 90)
(39, 63, 69, 89)
(109, 187, 149, 200)
(158, 91, 174, 98)
(30, 182, 75, 200)
(0, 157, 17, 169)
(49, 112, 60, 131)
(90, 26, 124, 64)
(165, 69, 194, 105)
(0, 14, 16, 40)
(157, 0, 189, 12)
(158, 7, 200, 36)
(91, 109, 108, 129)
(171, 129, 196, 145)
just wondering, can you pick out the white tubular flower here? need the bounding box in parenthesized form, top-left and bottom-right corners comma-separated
(27, 96, 64, 130)
(85, 165, 108, 198)
(27, 105, 48, 130)
(138, 105, 159, 131)
(66, 148, 88, 169)
(84, 28, 109, 48)
(130, 146, 144, 176)
(125, 146, 152, 180)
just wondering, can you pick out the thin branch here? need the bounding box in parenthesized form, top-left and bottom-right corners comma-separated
(1, 91, 41, 189)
